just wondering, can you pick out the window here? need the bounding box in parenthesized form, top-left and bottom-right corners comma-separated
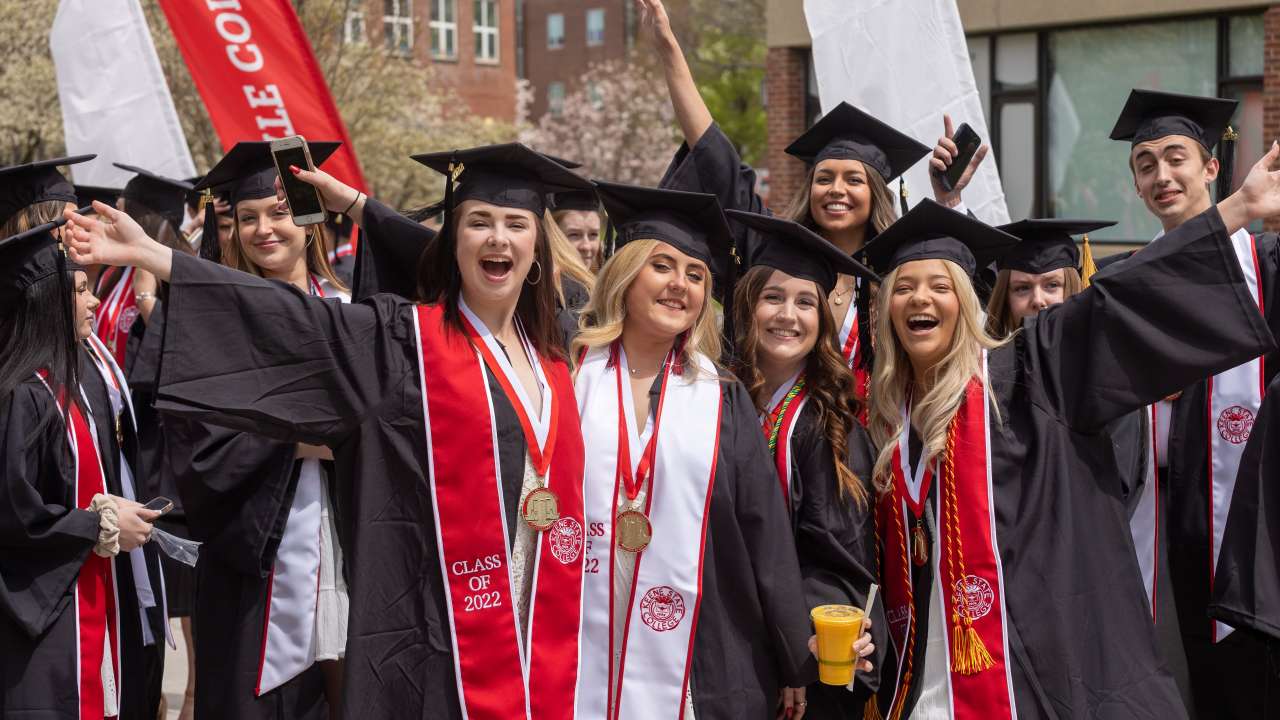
(586, 8, 606, 47)
(547, 13, 564, 50)
(430, 0, 457, 59)
(383, 0, 413, 56)
(547, 81, 566, 115)
(343, 10, 366, 44)
(586, 81, 603, 110)
(474, 0, 499, 63)
(991, 33, 1039, 221)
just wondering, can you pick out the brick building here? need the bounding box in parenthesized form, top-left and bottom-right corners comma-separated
(343, 0, 519, 121)
(519, 0, 636, 120)
(765, 0, 1279, 239)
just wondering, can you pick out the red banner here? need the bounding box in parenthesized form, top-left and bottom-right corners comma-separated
(156, 0, 367, 198)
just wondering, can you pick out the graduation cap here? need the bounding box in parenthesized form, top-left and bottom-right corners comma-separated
(0, 155, 95, 227)
(114, 163, 194, 230)
(412, 143, 593, 220)
(75, 184, 121, 211)
(785, 102, 931, 182)
(542, 153, 583, 170)
(190, 141, 341, 262)
(549, 188, 601, 213)
(0, 217, 75, 306)
(859, 199, 1018, 279)
(593, 181, 733, 272)
(994, 219, 1116, 274)
(1109, 89, 1237, 151)
(724, 210, 879, 294)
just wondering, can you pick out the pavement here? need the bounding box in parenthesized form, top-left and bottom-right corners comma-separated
(160, 618, 192, 720)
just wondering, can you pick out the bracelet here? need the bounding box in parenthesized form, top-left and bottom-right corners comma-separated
(135, 292, 157, 303)
(343, 190, 363, 215)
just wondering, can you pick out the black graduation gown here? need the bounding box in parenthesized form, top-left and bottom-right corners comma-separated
(150, 251, 571, 719)
(876, 206, 1274, 719)
(1104, 231, 1280, 718)
(1208, 374, 1280, 714)
(786, 403, 886, 717)
(0, 374, 162, 718)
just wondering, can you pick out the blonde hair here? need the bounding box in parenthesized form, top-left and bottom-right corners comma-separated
(868, 260, 1007, 493)
(544, 210, 596, 301)
(572, 239, 721, 373)
(225, 217, 347, 292)
(783, 162, 899, 237)
(984, 266, 1083, 338)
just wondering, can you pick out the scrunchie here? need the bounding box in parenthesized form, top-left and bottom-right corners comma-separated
(90, 494, 120, 557)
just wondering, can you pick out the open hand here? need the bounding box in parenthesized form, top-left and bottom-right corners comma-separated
(636, 0, 678, 54)
(1235, 140, 1280, 222)
(930, 114, 990, 208)
(63, 202, 172, 281)
(274, 166, 365, 223)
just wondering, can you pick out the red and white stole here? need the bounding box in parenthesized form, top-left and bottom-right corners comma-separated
(837, 300, 871, 425)
(256, 275, 351, 695)
(94, 265, 139, 367)
(1129, 405, 1162, 621)
(37, 374, 121, 718)
(877, 353, 1016, 720)
(761, 371, 808, 506)
(412, 302, 586, 720)
(575, 344, 722, 720)
(1205, 229, 1265, 642)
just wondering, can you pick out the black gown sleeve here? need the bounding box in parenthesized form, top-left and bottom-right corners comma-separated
(725, 380, 816, 687)
(154, 252, 414, 446)
(1023, 206, 1276, 433)
(658, 123, 770, 261)
(352, 197, 437, 302)
(0, 384, 101, 638)
(792, 411, 885, 700)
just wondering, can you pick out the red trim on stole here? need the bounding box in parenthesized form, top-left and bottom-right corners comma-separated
(840, 311, 871, 427)
(880, 376, 1013, 719)
(415, 305, 585, 720)
(766, 386, 808, 505)
(95, 266, 137, 367)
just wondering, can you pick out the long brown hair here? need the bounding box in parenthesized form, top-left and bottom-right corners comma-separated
(983, 266, 1083, 338)
(1, 200, 68, 238)
(419, 209, 567, 361)
(782, 162, 899, 239)
(731, 265, 867, 506)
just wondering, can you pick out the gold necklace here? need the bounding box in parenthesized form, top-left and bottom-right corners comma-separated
(831, 281, 853, 306)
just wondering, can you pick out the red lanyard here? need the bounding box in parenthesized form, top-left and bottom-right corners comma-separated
(309, 275, 325, 297)
(460, 315, 559, 478)
(614, 345, 674, 504)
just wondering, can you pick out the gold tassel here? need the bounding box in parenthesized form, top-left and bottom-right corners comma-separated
(888, 671, 911, 720)
(911, 522, 928, 566)
(863, 696, 884, 720)
(198, 188, 213, 212)
(1080, 233, 1097, 287)
(950, 612, 995, 675)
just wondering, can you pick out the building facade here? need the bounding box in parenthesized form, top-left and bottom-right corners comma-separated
(519, 0, 636, 120)
(765, 0, 1278, 239)
(344, 0, 519, 121)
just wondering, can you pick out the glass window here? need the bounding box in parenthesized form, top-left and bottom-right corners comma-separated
(1223, 86, 1264, 231)
(1229, 15, 1264, 77)
(995, 33, 1037, 89)
(587, 8, 606, 47)
(586, 81, 604, 109)
(384, 0, 414, 56)
(429, 0, 457, 59)
(344, 9, 366, 45)
(474, 0, 499, 63)
(1047, 19, 1216, 240)
(547, 13, 565, 50)
(999, 103, 1036, 220)
(547, 81, 566, 115)
(968, 35, 992, 126)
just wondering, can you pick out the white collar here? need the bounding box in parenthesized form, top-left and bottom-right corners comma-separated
(459, 297, 551, 447)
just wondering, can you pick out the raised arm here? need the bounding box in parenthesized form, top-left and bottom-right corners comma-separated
(65, 204, 413, 446)
(1025, 144, 1280, 432)
(639, 0, 712, 148)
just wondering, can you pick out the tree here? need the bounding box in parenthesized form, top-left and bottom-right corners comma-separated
(518, 60, 678, 186)
(0, 1, 62, 166)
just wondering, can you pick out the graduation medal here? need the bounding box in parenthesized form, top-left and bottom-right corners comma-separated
(522, 486, 561, 531)
(616, 507, 653, 553)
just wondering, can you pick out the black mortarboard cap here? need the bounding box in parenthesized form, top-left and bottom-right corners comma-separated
(0, 218, 74, 306)
(114, 163, 194, 229)
(193, 141, 341, 206)
(785, 102, 930, 181)
(1109, 89, 1238, 151)
(724, 210, 879, 294)
(593, 181, 733, 273)
(412, 143, 593, 218)
(995, 218, 1116, 274)
(75, 184, 121, 211)
(0, 155, 94, 226)
(542, 153, 584, 170)
(549, 188, 601, 213)
(859, 199, 1018, 279)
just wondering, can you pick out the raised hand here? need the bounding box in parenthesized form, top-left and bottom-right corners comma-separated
(930, 114, 990, 208)
(636, 0, 678, 55)
(63, 201, 174, 282)
(274, 165, 366, 225)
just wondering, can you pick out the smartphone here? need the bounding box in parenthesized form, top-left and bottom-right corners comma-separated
(142, 497, 174, 515)
(270, 136, 327, 226)
(939, 123, 982, 192)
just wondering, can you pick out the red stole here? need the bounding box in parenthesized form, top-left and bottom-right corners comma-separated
(761, 373, 808, 506)
(837, 301, 871, 426)
(412, 304, 585, 720)
(94, 265, 139, 367)
(877, 358, 1015, 720)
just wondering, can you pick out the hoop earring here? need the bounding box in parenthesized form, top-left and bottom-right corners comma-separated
(526, 259, 542, 286)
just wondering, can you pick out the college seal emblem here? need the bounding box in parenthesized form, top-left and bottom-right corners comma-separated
(640, 585, 686, 632)
(1217, 405, 1255, 445)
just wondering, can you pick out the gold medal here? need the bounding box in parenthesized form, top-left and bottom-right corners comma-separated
(912, 519, 928, 567)
(615, 509, 653, 553)
(521, 486, 560, 531)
